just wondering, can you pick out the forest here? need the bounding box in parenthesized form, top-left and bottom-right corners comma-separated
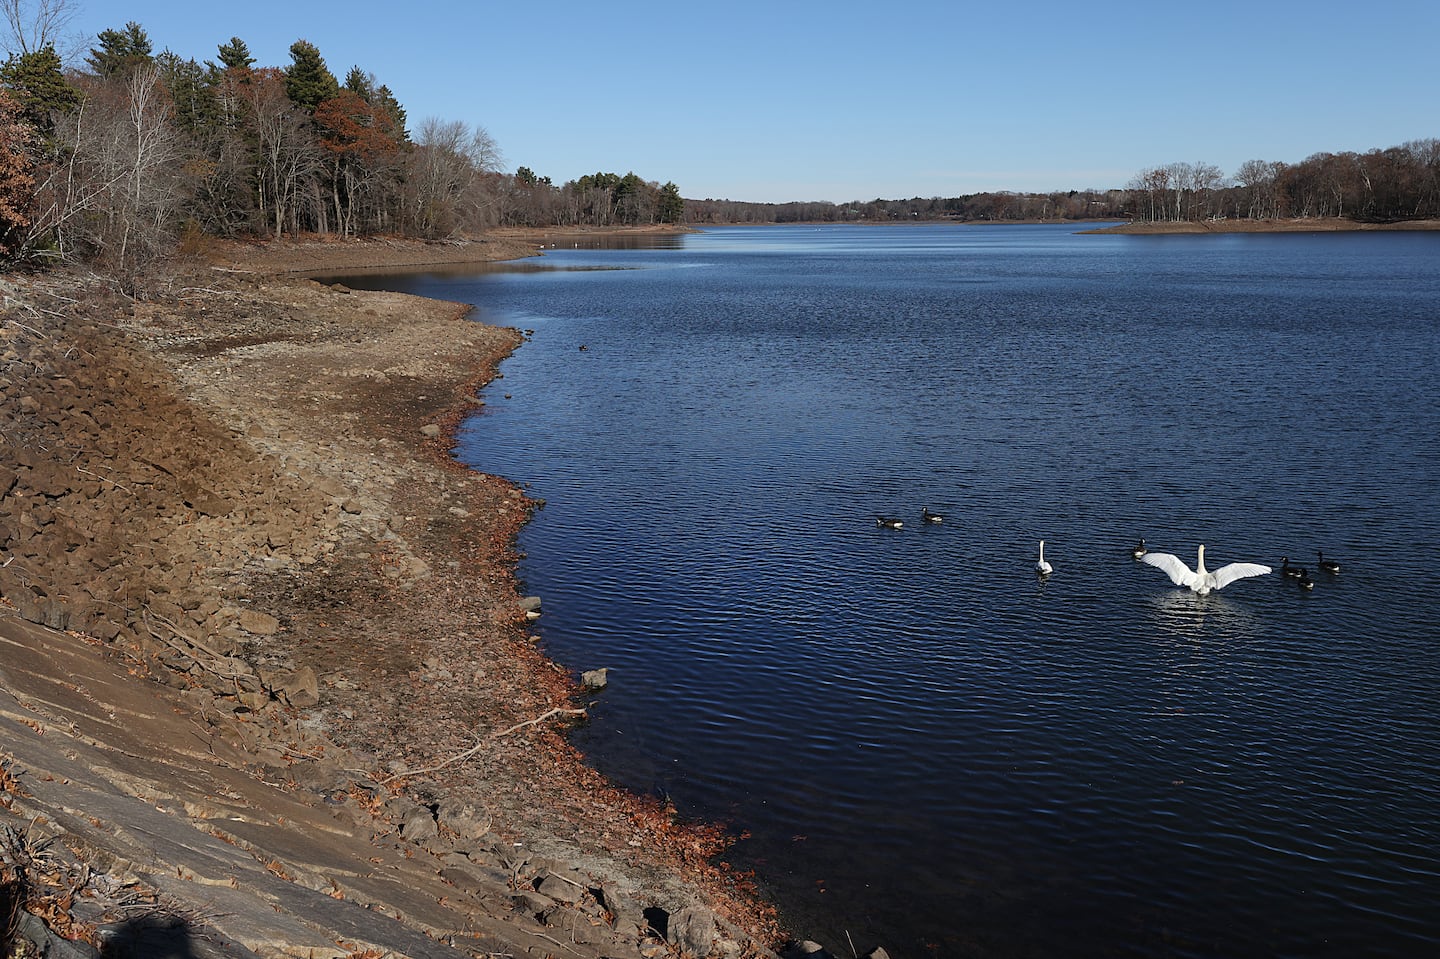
(687, 142, 1440, 227)
(0, 12, 683, 283)
(0, 4, 1436, 286)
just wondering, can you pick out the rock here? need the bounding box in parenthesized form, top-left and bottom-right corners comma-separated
(580, 668, 609, 690)
(536, 872, 587, 906)
(598, 881, 645, 930)
(517, 596, 542, 615)
(436, 799, 491, 841)
(667, 906, 717, 958)
(261, 666, 319, 708)
(399, 807, 438, 841)
(237, 608, 280, 636)
(510, 889, 557, 923)
(420, 423, 442, 437)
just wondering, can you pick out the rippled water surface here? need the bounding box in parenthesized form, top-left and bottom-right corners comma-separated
(335, 225, 1440, 958)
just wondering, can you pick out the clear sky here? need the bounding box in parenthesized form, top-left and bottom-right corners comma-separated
(47, 0, 1440, 204)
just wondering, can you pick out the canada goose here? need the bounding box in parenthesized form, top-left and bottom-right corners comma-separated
(1317, 550, 1340, 574)
(1141, 545, 1271, 595)
(1132, 539, 1147, 558)
(921, 507, 944, 524)
(1280, 557, 1308, 580)
(876, 516, 904, 529)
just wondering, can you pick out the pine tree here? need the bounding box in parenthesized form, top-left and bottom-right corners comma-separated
(343, 66, 374, 102)
(0, 44, 80, 133)
(284, 39, 339, 112)
(156, 51, 217, 135)
(86, 21, 154, 77)
(216, 37, 255, 71)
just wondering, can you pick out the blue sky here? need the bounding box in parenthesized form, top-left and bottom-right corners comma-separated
(52, 0, 1440, 204)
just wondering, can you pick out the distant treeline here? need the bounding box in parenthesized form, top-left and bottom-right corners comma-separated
(686, 138, 1440, 226)
(2, 11, 1435, 285)
(0, 17, 681, 283)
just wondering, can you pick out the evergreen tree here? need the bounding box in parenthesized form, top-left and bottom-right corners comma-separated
(284, 39, 339, 112)
(373, 84, 408, 143)
(657, 181, 684, 223)
(86, 21, 153, 77)
(156, 51, 217, 135)
(343, 66, 373, 102)
(216, 37, 255, 71)
(0, 44, 80, 133)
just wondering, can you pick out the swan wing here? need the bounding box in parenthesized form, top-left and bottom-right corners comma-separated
(1210, 562, 1272, 590)
(1140, 551, 1198, 588)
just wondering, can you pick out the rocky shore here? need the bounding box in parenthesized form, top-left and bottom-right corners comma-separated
(1, 235, 874, 959)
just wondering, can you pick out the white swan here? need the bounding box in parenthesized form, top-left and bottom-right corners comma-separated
(1035, 540, 1052, 576)
(1140, 544, 1270, 595)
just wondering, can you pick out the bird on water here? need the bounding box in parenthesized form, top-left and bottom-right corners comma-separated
(1035, 540, 1052, 576)
(1140, 544, 1271, 595)
(1317, 550, 1341, 574)
(876, 516, 904, 529)
(922, 507, 944, 524)
(1132, 539, 1147, 558)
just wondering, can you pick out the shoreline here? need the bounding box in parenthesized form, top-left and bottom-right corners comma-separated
(1080, 216, 1440, 234)
(0, 231, 796, 959)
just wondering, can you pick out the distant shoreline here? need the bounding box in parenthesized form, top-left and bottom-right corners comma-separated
(1080, 217, 1440, 235)
(667, 217, 1440, 234)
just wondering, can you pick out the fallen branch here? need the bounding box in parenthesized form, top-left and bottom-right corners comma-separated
(377, 707, 587, 786)
(75, 466, 131, 493)
(491, 707, 588, 740)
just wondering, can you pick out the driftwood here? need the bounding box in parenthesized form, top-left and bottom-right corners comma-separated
(377, 707, 587, 786)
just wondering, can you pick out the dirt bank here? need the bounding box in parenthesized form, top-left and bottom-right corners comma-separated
(1, 233, 814, 959)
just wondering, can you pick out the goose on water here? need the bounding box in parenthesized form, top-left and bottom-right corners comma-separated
(1317, 550, 1341, 574)
(1132, 539, 1147, 558)
(1294, 569, 1315, 590)
(1035, 540, 1052, 576)
(1140, 544, 1270, 595)
(922, 507, 944, 524)
(876, 516, 904, 529)
(1280, 557, 1308, 579)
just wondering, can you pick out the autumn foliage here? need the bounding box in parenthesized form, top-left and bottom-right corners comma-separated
(0, 89, 34, 256)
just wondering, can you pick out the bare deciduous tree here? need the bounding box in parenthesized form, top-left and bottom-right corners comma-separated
(405, 117, 501, 237)
(1, 0, 78, 60)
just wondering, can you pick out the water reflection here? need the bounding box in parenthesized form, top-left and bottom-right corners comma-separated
(1143, 588, 1264, 642)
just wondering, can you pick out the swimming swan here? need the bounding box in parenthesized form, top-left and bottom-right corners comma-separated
(1035, 540, 1052, 576)
(1140, 544, 1270, 595)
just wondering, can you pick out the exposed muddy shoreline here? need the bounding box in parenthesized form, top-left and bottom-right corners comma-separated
(0, 231, 826, 959)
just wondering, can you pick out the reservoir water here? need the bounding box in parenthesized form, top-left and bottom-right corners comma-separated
(334, 224, 1440, 958)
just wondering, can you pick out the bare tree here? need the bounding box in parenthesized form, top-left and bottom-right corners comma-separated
(240, 68, 321, 237)
(1, 0, 79, 59)
(404, 117, 502, 237)
(45, 66, 186, 283)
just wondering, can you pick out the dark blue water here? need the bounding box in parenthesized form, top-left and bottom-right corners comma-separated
(333, 225, 1440, 958)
